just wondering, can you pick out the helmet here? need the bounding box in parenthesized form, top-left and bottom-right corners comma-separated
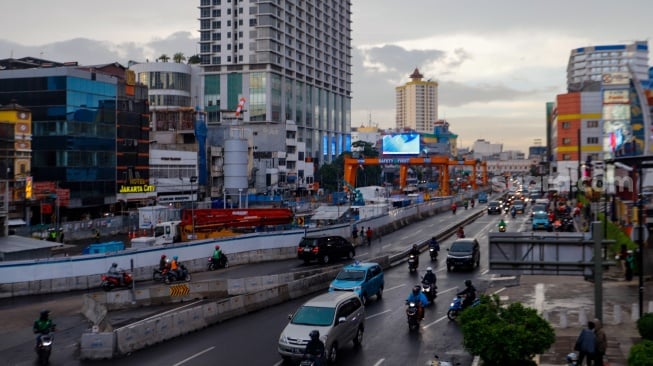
(111, 263, 118, 267)
(173, 256, 179, 261)
(412, 285, 420, 295)
(40, 310, 50, 319)
(412, 244, 417, 249)
(464, 280, 472, 287)
(215, 245, 220, 250)
(426, 267, 432, 272)
(161, 254, 166, 259)
(309, 330, 320, 340)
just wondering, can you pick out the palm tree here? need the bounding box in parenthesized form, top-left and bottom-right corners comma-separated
(173, 52, 186, 63)
(158, 54, 170, 62)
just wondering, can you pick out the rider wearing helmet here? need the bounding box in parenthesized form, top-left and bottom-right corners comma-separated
(304, 330, 325, 365)
(457, 226, 465, 238)
(457, 280, 477, 309)
(422, 267, 437, 287)
(409, 244, 421, 267)
(33, 310, 55, 346)
(107, 262, 122, 285)
(170, 255, 180, 278)
(406, 285, 429, 319)
(211, 245, 223, 267)
(159, 254, 168, 271)
(429, 237, 440, 252)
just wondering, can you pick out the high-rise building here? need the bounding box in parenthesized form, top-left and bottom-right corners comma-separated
(198, 0, 352, 164)
(395, 68, 438, 133)
(567, 41, 649, 92)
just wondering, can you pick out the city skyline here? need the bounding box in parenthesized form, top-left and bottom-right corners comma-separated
(1, 0, 652, 154)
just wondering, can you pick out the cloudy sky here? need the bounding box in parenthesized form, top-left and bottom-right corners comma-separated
(2, 0, 652, 153)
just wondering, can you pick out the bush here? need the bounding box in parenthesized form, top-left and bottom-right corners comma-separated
(628, 339, 653, 366)
(459, 295, 555, 366)
(637, 313, 653, 340)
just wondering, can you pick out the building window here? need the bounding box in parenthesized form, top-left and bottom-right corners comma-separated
(587, 120, 599, 128)
(561, 122, 570, 129)
(562, 138, 571, 145)
(562, 154, 571, 160)
(587, 137, 599, 144)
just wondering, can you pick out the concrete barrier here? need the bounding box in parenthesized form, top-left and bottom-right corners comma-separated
(81, 294, 108, 326)
(79, 332, 115, 360)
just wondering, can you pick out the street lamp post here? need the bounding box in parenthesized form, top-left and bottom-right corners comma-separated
(190, 176, 197, 240)
(568, 167, 573, 202)
(238, 188, 243, 209)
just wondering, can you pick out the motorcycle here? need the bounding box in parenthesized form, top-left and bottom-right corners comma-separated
(421, 281, 437, 302)
(164, 264, 191, 284)
(451, 205, 457, 215)
(447, 295, 480, 321)
(429, 355, 459, 366)
(35, 330, 54, 365)
(101, 271, 133, 291)
(566, 352, 578, 366)
(429, 247, 438, 261)
(407, 254, 418, 273)
(498, 224, 506, 232)
(406, 301, 421, 330)
(299, 354, 324, 366)
(207, 255, 229, 270)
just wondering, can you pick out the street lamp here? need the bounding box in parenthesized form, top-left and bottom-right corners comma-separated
(190, 176, 197, 240)
(238, 188, 243, 208)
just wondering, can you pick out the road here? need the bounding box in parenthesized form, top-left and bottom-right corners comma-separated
(1, 203, 521, 365)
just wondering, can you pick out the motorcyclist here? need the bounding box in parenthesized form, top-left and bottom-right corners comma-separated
(499, 219, 507, 230)
(406, 285, 429, 319)
(471, 198, 475, 208)
(463, 199, 469, 209)
(211, 245, 223, 267)
(33, 310, 55, 346)
(510, 205, 516, 218)
(422, 267, 437, 288)
(107, 262, 122, 285)
(457, 280, 477, 309)
(429, 237, 440, 255)
(159, 254, 168, 271)
(409, 244, 420, 267)
(451, 202, 457, 214)
(457, 226, 465, 238)
(303, 330, 325, 365)
(170, 256, 180, 279)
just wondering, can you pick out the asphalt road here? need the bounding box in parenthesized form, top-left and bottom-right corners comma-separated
(0, 203, 515, 365)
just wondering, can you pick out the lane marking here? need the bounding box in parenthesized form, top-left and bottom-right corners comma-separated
(272, 361, 283, 366)
(493, 287, 507, 295)
(423, 315, 448, 329)
(172, 346, 215, 366)
(366, 309, 392, 320)
(374, 359, 385, 366)
(384, 284, 406, 292)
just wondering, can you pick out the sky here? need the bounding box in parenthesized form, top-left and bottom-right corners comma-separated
(1, 0, 652, 154)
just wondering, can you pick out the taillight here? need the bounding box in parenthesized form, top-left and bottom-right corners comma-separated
(312, 247, 319, 253)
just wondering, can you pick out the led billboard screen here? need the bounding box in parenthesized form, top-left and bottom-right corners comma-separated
(382, 134, 420, 155)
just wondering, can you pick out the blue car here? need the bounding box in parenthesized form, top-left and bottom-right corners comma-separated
(532, 211, 552, 231)
(329, 262, 384, 306)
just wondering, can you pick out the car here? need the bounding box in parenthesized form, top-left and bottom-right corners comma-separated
(532, 211, 552, 231)
(446, 238, 481, 271)
(530, 203, 548, 218)
(512, 200, 526, 214)
(278, 291, 365, 364)
(329, 262, 384, 305)
(477, 192, 488, 203)
(487, 201, 502, 215)
(297, 235, 355, 264)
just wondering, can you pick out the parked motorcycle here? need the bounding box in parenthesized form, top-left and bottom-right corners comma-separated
(421, 281, 437, 302)
(164, 264, 191, 284)
(207, 255, 229, 271)
(407, 254, 418, 273)
(35, 331, 54, 365)
(101, 271, 133, 291)
(429, 247, 438, 261)
(406, 301, 421, 330)
(447, 295, 480, 321)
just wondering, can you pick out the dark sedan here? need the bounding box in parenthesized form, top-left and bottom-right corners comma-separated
(487, 201, 502, 215)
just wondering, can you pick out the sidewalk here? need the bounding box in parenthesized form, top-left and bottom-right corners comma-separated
(489, 268, 649, 366)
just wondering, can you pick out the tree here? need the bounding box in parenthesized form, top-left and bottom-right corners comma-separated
(317, 153, 348, 192)
(351, 141, 381, 187)
(173, 52, 186, 63)
(187, 54, 201, 64)
(158, 54, 170, 62)
(459, 295, 555, 366)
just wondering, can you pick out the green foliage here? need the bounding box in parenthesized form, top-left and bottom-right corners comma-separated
(637, 313, 653, 340)
(459, 295, 555, 366)
(628, 339, 653, 366)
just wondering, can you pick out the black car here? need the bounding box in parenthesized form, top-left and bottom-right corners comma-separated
(487, 201, 502, 215)
(297, 235, 356, 264)
(446, 238, 480, 271)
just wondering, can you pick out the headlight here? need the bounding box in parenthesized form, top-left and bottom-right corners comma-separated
(329, 285, 334, 291)
(279, 333, 288, 343)
(463, 255, 472, 259)
(353, 286, 362, 292)
(450, 302, 455, 307)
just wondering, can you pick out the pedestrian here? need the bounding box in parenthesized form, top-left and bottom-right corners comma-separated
(574, 320, 596, 365)
(617, 244, 628, 277)
(625, 250, 634, 281)
(360, 227, 365, 240)
(366, 227, 373, 246)
(593, 318, 607, 366)
(352, 225, 359, 244)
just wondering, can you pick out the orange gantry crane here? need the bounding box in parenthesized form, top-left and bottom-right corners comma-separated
(343, 156, 488, 196)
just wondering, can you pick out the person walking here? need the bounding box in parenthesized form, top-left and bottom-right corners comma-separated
(366, 227, 373, 246)
(593, 318, 607, 366)
(574, 320, 596, 365)
(351, 225, 359, 245)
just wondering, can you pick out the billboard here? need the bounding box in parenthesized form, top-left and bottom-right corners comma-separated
(382, 133, 420, 155)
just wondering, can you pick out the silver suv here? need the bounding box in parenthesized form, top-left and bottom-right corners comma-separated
(278, 291, 365, 363)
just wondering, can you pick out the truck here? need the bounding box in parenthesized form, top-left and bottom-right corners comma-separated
(142, 208, 295, 246)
